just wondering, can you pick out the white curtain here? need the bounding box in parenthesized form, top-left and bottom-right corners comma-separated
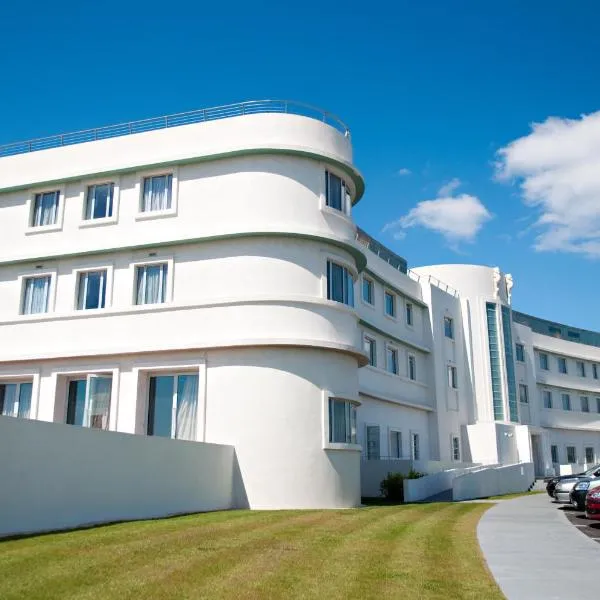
(143, 175, 171, 211)
(137, 265, 166, 304)
(176, 374, 198, 441)
(23, 277, 49, 314)
(1, 384, 17, 416)
(34, 192, 58, 226)
(85, 376, 112, 430)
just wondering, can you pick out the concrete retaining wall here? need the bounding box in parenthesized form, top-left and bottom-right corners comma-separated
(0, 416, 238, 537)
(452, 462, 534, 501)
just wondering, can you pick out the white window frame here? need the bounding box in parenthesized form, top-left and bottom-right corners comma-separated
(79, 177, 120, 228)
(73, 265, 114, 311)
(135, 167, 179, 220)
(515, 343, 525, 362)
(385, 344, 399, 375)
(361, 276, 374, 307)
(325, 259, 355, 307)
(130, 257, 174, 306)
(364, 423, 381, 460)
(444, 316, 454, 340)
(542, 389, 552, 409)
(550, 444, 559, 464)
(539, 352, 549, 371)
(407, 353, 417, 381)
(389, 428, 403, 459)
(322, 392, 360, 450)
(0, 379, 36, 419)
(577, 361, 586, 377)
(519, 383, 529, 404)
(322, 168, 352, 217)
(581, 396, 590, 413)
(447, 364, 458, 389)
(410, 431, 421, 461)
(558, 357, 568, 374)
(364, 334, 377, 367)
(585, 447, 596, 464)
(593, 364, 599, 380)
(566, 445, 577, 464)
(25, 186, 66, 234)
(405, 301, 414, 328)
(561, 393, 571, 411)
(18, 269, 57, 316)
(384, 290, 397, 319)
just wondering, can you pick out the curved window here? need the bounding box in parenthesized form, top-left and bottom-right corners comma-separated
(328, 398, 357, 444)
(326, 261, 354, 306)
(325, 171, 350, 213)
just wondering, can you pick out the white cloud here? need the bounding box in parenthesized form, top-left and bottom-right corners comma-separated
(496, 111, 600, 256)
(383, 181, 492, 247)
(397, 168, 412, 176)
(438, 177, 461, 196)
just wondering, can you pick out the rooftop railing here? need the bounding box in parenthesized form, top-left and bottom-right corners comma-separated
(0, 100, 350, 158)
(355, 227, 408, 273)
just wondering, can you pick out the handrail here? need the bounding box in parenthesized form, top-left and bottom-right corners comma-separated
(407, 270, 459, 297)
(0, 99, 350, 158)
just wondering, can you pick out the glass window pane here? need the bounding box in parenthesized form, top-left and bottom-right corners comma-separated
(23, 276, 50, 315)
(148, 376, 174, 437)
(326, 172, 343, 210)
(67, 380, 87, 426)
(86, 376, 112, 430)
(17, 382, 33, 418)
(0, 384, 17, 416)
(175, 374, 198, 441)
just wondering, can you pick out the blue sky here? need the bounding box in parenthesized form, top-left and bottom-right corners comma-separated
(2, 1, 600, 328)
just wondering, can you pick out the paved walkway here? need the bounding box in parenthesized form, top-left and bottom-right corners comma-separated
(478, 493, 600, 599)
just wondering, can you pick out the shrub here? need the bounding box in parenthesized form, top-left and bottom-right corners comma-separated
(380, 472, 405, 502)
(406, 468, 426, 480)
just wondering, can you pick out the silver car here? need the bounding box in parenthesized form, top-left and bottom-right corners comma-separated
(554, 478, 580, 503)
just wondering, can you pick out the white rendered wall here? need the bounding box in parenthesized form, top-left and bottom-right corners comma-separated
(0, 415, 236, 537)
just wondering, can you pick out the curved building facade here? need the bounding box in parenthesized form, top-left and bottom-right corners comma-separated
(0, 102, 598, 512)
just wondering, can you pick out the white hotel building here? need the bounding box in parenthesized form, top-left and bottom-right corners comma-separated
(0, 101, 599, 510)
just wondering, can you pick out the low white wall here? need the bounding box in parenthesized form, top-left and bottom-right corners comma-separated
(452, 462, 534, 501)
(404, 465, 486, 503)
(0, 416, 237, 537)
(360, 459, 413, 497)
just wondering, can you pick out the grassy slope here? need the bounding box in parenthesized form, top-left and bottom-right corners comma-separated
(0, 503, 502, 600)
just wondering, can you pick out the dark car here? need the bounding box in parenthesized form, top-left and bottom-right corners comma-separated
(545, 464, 600, 497)
(569, 477, 600, 510)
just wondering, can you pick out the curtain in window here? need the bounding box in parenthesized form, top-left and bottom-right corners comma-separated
(17, 383, 32, 419)
(143, 175, 172, 211)
(137, 265, 166, 304)
(1, 384, 17, 416)
(86, 184, 114, 219)
(33, 192, 58, 226)
(176, 374, 198, 441)
(85, 376, 112, 430)
(23, 277, 50, 314)
(331, 399, 347, 443)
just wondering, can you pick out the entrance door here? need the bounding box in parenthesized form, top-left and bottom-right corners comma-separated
(531, 434, 544, 477)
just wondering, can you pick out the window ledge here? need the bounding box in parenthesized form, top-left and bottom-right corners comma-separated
(25, 224, 62, 235)
(321, 206, 352, 221)
(135, 209, 177, 221)
(79, 218, 118, 229)
(323, 443, 362, 452)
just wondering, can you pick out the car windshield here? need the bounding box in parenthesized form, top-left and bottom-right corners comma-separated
(585, 464, 600, 476)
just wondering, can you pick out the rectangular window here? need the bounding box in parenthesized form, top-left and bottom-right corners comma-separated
(585, 447, 595, 464)
(411, 432, 420, 460)
(328, 398, 357, 444)
(85, 183, 114, 220)
(366, 425, 381, 460)
(543, 390, 552, 409)
(326, 261, 354, 307)
(551, 444, 559, 463)
(452, 436, 460, 461)
(597, 398, 600, 413)
(562, 393, 571, 411)
(405, 302, 413, 326)
(566, 446, 577, 464)
(581, 396, 590, 412)
(21, 276, 51, 315)
(66, 375, 112, 430)
(325, 171, 348, 212)
(77, 270, 107, 310)
(577, 361, 586, 377)
(386, 347, 399, 375)
(142, 174, 172, 212)
(384, 291, 396, 317)
(501, 305, 518, 423)
(594, 364, 599, 380)
(444, 316, 454, 339)
(539, 353, 549, 371)
(390, 430, 402, 459)
(515, 343, 525, 362)
(364, 336, 377, 367)
(32, 190, 59, 226)
(362, 277, 374, 305)
(448, 365, 458, 389)
(486, 303, 504, 420)
(0, 382, 33, 419)
(135, 263, 168, 305)
(408, 354, 417, 381)
(147, 373, 199, 441)
(519, 383, 529, 404)
(558, 357, 567, 374)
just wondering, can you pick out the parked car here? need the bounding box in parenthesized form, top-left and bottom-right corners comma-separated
(569, 477, 600, 510)
(585, 487, 600, 521)
(554, 478, 581, 504)
(546, 464, 600, 497)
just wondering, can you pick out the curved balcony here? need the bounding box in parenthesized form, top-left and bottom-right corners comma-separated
(0, 100, 350, 158)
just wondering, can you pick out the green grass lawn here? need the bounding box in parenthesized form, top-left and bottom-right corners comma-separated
(0, 503, 502, 600)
